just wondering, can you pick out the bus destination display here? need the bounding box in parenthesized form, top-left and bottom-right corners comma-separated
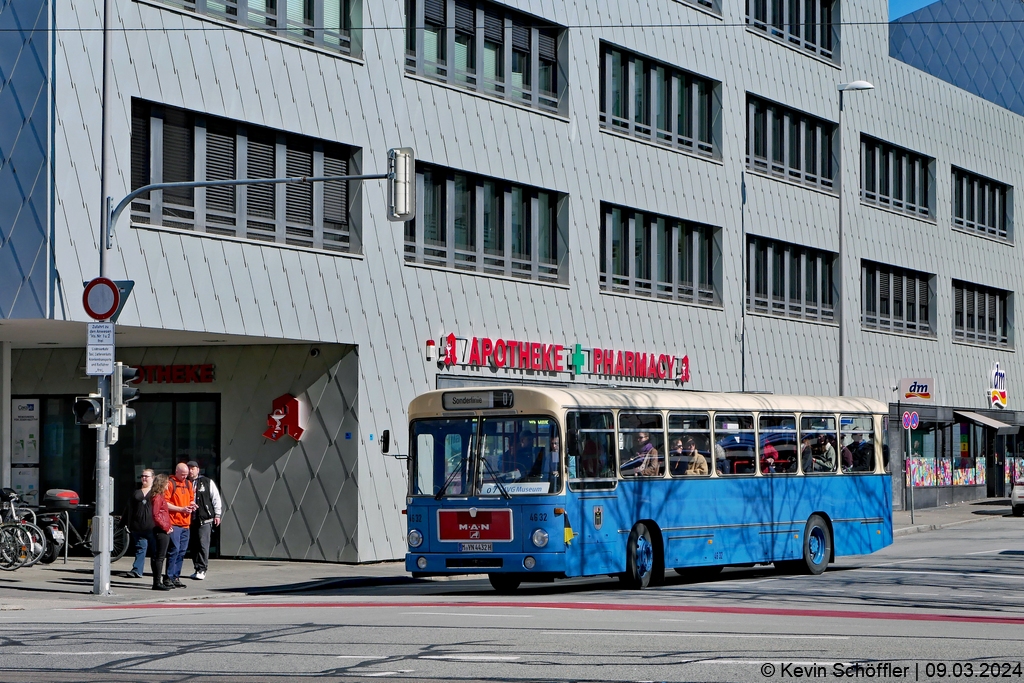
(442, 390, 514, 411)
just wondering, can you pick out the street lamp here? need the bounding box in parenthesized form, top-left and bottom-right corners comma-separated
(836, 80, 874, 397)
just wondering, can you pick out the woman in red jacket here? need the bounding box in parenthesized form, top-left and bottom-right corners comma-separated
(149, 473, 173, 591)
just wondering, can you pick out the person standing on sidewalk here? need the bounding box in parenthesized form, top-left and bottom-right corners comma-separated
(165, 462, 196, 589)
(124, 469, 156, 579)
(149, 473, 173, 591)
(187, 460, 221, 581)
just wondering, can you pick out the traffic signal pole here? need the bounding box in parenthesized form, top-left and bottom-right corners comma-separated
(93, 376, 112, 595)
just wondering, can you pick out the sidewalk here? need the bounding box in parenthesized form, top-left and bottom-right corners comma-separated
(0, 498, 1012, 607)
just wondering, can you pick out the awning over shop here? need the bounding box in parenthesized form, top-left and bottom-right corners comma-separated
(953, 411, 1020, 435)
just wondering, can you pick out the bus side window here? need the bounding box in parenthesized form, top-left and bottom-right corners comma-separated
(668, 413, 711, 477)
(567, 411, 615, 483)
(841, 415, 876, 473)
(715, 414, 755, 475)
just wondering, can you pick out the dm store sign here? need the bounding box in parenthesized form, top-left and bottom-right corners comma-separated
(991, 363, 1008, 409)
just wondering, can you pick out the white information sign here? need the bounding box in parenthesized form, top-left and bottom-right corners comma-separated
(11, 467, 39, 506)
(898, 378, 935, 404)
(86, 345, 115, 376)
(87, 322, 115, 345)
(11, 399, 40, 465)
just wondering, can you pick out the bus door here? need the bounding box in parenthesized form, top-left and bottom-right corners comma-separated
(565, 411, 619, 577)
(759, 414, 800, 561)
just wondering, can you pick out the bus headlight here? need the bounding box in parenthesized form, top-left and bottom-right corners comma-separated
(408, 529, 423, 548)
(417, 556, 428, 569)
(524, 556, 537, 569)
(531, 529, 549, 548)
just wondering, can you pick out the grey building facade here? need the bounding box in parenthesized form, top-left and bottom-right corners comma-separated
(1, 0, 1022, 562)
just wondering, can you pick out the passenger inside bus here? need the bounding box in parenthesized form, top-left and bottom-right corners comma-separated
(621, 432, 662, 477)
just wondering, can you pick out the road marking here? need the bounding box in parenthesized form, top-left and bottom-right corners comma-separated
(336, 655, 388, 659)
(401, 612, 532, 618)
(543, 631, 849, 640)
(14, 651, 162, 656)
(869, 558, 929, 567)
(857, 568, 1024, 581)
(420, 655, 520, 661)
(354, 671, 414, 677)
(966, 549, 1010, 555)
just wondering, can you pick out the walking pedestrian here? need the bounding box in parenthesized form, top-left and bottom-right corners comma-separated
(149, 473, 173, 591)
(124, 469, 156, 578)
(165, 462, 196, 589)
(187, 460, 222, 580)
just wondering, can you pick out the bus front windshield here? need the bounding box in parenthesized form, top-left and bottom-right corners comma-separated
(410, 416, 561, 497)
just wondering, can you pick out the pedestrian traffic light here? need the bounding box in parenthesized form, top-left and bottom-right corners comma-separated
(111, 362, 140, 426)
(73, 395, 105, 426)
(386, 147, 416, 222)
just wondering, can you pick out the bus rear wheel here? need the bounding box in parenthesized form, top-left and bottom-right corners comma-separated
(488, 573, 521, 594)
(620, 523, 655, 590)
(798, 514, 832, 575)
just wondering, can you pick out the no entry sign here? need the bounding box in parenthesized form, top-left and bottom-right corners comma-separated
(83, 278, 120, 320)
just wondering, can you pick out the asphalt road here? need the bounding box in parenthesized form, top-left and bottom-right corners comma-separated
(2, 515, 1023, 682)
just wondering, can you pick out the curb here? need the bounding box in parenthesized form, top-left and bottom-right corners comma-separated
(893, 516, 991, 537)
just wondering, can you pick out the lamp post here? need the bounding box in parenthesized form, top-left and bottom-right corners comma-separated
(836, 80, 874, 397)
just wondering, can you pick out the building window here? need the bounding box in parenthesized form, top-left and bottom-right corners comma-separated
(155, 0, 359, 56)
(405, 0, 566, 115)
(746, 96, 836, 192)
(599, 203, 720, 306)
(952, 167, 1011, 241)
(747, 236, 835, 322)
(404, 163, 567, 283)
(598, 43, 720, 159)
(953, 281, 1011, 347)
(130, 100, 359, 253)
(745, 0, 837, 61)
(861, 261, 934, 337)
(860, 136, 934, 219)
(675, 0, 719, 12)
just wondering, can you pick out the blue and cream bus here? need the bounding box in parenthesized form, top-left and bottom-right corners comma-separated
(385, 387, 892, 592)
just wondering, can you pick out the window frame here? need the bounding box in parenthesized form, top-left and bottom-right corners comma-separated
(745, 0, 837, 62)
(746, 95, 836, 192)
(405, 0, 567, 116)
(747, 236, 836, 322)
(861, 261, 934, 338)
(953, 281, 1013, 348)
(860, 135, 935, 220)
(600, 203, 721, 307)
(404, 162, 568, 283)
(951, 166, 1012, 242)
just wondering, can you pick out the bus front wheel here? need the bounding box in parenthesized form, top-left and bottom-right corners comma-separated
(799, 515, 832, 575)
(488, 573, 521, 594)
(620, 523, 655, 589)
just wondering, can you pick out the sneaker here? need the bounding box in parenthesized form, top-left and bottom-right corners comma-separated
(152, 582, 172, 591)
(190, 571, 206, 580)
(162, 577, 175, 588)
(172, 579, 186, 589)
(124, 570, 142, 579)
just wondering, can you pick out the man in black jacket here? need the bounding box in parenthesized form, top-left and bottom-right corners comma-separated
(187, 460, 222, 580)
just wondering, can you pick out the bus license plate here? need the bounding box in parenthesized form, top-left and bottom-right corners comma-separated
(459, 542, 493, 552)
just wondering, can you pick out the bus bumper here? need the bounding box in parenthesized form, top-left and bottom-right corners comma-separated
(406, 552, 565, 576)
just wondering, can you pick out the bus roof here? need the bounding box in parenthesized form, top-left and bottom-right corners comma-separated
(409, 387, 887, 418)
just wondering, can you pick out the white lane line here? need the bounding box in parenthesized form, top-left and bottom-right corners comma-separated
(358, 671, 415, 677)
(543, 631, 848, 640)
(967, 549, 1011, 555)
(401, 612, 532, 618)
(336, 656, 389, 659)
(868, 558, 929, 568)
(14, 651, 163, 656)
(420, 655, 521, 661)
(857, 569, 1024, 581)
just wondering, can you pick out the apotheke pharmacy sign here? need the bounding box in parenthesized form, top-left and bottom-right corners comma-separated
(434, 333, 691, 384)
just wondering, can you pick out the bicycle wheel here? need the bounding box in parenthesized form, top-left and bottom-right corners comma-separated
(111, 519, 130, 561)
(0, 525, 30, 570)
(19, 522, 47, 568)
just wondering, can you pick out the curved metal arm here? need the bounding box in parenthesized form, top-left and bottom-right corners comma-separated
(106, 173, 389, 249)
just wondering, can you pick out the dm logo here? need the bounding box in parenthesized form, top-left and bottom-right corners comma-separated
(905, 381, 931, 401)
(991, 363, 1008, 409)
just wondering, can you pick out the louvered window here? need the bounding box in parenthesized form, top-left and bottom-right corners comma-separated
(405, 162, 566, 283)
(601, 203, 720, 307)
(129, 100, 358, 254)
(953, 281, 1011, 347)
(747, 237, 834, 321)
(746, 0, 836, 62)
(952, 167, 1011, 241)
(600, 43, 719, 159)
(405, 0, 566, 115)
(860, 136, 934, 219)
(747, 95, 835, 191)
(861, 262, 933, 337)
(156, 0, 357, 55)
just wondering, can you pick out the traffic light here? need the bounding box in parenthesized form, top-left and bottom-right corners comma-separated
(74, 395, 105, 426)
(386, 147, 416, 222)
(111, 362, 140, 426)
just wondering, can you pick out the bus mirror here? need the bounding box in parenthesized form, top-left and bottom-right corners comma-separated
(381, 430, 391, 454)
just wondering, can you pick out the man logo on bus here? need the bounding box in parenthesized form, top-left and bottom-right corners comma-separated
(905, 381, 931, 401)
(459, 523, 489, 531)
(443, 333, 458, 366)
(991, 363, 1008, 408)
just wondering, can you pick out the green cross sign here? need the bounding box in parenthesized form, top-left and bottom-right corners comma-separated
(570, 344, 586, 375)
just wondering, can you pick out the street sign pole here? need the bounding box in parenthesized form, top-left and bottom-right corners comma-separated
(907, 422, 914, 525)
(93, 374, 111, 595)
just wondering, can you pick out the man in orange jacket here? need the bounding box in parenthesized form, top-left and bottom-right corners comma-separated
(164, 462, 196, 589)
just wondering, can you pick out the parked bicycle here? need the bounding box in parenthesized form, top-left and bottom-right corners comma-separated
(0, 489, 46, 570)
(35, 490, 129, 564)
